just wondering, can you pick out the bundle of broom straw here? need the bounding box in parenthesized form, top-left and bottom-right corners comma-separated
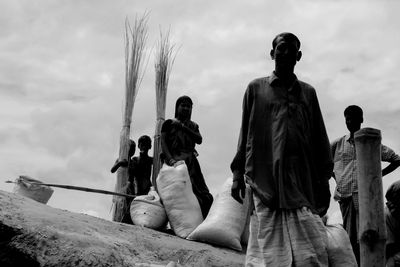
(112, 15, 148, 222)
(152, 30, 177, 190)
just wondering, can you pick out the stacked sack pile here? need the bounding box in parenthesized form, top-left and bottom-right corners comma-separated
(131, 160, 359, 266)
(156, 161, 251, 251)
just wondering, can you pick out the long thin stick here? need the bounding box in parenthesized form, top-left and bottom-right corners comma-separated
(5, 180, 136, 199)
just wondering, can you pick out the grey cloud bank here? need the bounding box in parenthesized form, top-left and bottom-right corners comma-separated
(1, 0, 399, 221)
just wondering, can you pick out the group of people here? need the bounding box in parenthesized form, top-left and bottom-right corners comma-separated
(112, 31, 400, 266)
(230, 32, 400, 266)
(111, 135, 154, 223)
(111, 96, 214, 222)
(111, 135, 154, 197)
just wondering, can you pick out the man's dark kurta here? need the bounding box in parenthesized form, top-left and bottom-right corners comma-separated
(231, 73, 333, 216)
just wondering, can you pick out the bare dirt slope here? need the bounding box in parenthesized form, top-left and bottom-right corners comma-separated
(0, 190, 245, 267)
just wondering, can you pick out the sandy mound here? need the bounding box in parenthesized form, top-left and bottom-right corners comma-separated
(0, 190, 245, 267)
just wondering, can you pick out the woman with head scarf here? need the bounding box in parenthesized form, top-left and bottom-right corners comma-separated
(161, 95, 213, 218)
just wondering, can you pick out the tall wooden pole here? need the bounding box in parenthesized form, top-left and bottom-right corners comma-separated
(152, 118, 164, 191)
(112, 127, 131, 222)
(112, 15, 148, 222)
(354, 127, 387, 267)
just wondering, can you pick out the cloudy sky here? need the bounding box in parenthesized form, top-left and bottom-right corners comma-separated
(1, 0, 399, 222)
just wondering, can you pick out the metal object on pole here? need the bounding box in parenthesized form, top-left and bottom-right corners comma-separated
(354, 127, 386, 267)
(6, 180, 136, 199)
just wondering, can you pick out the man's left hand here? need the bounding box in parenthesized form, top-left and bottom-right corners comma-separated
(231, 177, 246, 204)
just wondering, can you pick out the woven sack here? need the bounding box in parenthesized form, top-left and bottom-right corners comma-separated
(130, 187, 167, 229)
(326, 224, 357, 267)
(187, 177, 251, 251)
(156, 162, 203, 238)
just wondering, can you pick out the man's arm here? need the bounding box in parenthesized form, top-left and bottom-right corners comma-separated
(382, 145, 400, 177)
(160, 120, 176, 166)
(383, 160, 400, 177)
(330, 139, 339, 179)
(231, 84, 253, 204)
(181, 122, 202, 144)
(110, 158, 128, 173)
(310, 88, 333, 216)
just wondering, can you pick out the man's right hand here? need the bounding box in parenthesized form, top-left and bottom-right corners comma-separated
(167, 158, 177, 166)
(110, 159, 128, 173)
(231, 176, 246, 204)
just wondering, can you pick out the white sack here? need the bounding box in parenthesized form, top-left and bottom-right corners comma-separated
(187, 177, 251, 251)
(130, 187, 167, 229)
(326, 224, 357, 267)
(156, 162, 203, 238)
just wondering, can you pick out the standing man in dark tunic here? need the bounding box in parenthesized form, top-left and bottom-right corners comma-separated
(231, 32, 333, 266)
(161, 95, 213, 218)
(130, 135, 153, 196)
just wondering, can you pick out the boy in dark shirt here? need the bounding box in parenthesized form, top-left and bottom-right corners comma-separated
(130, 135, 153, 196)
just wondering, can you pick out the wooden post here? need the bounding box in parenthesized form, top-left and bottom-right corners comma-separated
(354, 127, 386, 267)
(112, 127, 130, 222)
(152, 118, 164, 191)
(112, 15, 148, 222)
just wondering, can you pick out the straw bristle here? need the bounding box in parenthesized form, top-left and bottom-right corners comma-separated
(124, 14, 149, 125)
(113, 13, 149, 222)
(155, 29, 176, 118)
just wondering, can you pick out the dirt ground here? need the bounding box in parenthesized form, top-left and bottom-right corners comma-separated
(0, 190, 245, 267)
